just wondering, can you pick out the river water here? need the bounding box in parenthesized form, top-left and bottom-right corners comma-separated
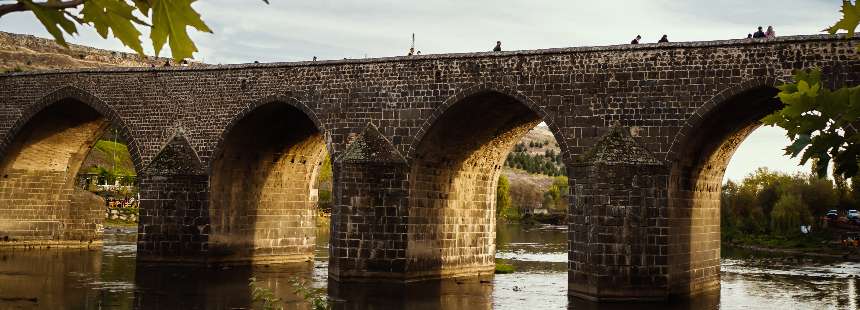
(1, 223, 858, 309)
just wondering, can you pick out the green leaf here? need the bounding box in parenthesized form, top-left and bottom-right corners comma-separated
(786, 134, 812, 157)
(81, 0, 145, 55)
(133, 0, 151, 16)
(20, 0, 78, 47)
(825, 0, 860, 37)
(150, 0, 213, 61)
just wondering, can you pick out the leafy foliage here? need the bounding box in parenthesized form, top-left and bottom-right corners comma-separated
(288, 277, 330, 310)
(496, 175, 513, 217)
(762, 69, 860, 179)
(765, 1, 860, 178)
(494, 260, 516, 274)
(80, 0, 146, 55)
(542, 176, 569, 211)
(149, 0, 211, 60)
(20, 0, 78, 47)
(12, 0, 216, 60)
(825, 0, 860, 39)
(721, 168, 841, 240)
(316, 154, 333, 212)
(505, 143, 565, 176)
(248, 277, 283, 310)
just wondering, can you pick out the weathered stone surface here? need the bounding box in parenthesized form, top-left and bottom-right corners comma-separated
(0, 35, 858, 300)
(144, 130, 205, 176)
(578, 124, 661, 166)
(336, 123, 405, 164)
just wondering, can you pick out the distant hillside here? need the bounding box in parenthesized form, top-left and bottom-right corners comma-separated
(505, 124, 565, 176)
(81, 140, 136, 176)
(517, 124, 561, 156)
(0, 31, 200, 72)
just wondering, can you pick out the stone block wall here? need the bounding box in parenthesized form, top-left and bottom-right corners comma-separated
(569, 127, 669, 301)
(137, 174, 209, 262)
(329, 162, 410, 281)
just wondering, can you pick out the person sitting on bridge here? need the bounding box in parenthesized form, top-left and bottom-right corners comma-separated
(493, 41, 502, 52)
(631, 35, 641, 44)
(766, 26, 776, 39)
(408, 47, 415, 56)
(753, 26, 766, 39)
(658, 35, 669, 43)
(747, 33, 753, 39)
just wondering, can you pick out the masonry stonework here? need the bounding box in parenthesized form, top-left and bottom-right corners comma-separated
(0, 35, 858, 300)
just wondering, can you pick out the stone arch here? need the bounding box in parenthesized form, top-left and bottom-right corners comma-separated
(208, 94, 329, 172)
(0, 86, 142, 245)
(665, 78, 783, 296)
(406, 82, 569, 162)
(405, 84, 568, 278)
(664, 77, 781, 163)
(206, 95, 329, 264)
(0, 86, 143, 173)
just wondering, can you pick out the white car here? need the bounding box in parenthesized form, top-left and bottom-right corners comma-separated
(848, 210, 860, 220)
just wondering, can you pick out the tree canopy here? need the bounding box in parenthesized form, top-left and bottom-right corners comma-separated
(763, 0, 860, 179)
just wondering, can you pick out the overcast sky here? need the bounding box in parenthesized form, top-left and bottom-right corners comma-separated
(0, 0, 842, 181)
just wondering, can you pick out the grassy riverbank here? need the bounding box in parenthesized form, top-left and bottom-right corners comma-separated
(723, 230, 860, 260)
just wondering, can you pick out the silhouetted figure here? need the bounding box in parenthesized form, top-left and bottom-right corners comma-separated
(313, 56, 317, 61)
(408, 47, 414, 56)
(747, 33, 753, 39)
(753, 26, 766, 38)
(253, 61, 259, 64)
(416, 51, 421, 55)
(631, 35, 641, 44)
(766, 26, 776, 39)
(493, 41, 502, 52)
(658, 35, 669, 43)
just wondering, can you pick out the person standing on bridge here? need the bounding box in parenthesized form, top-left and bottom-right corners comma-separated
(493, 41, 502, 52)
(658, 35, 669, 43)
(631, 35, 641, 44)
(753, 26, 766, 39)
(766, 26, 776, 39)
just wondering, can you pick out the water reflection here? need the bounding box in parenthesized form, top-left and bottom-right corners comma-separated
(329, 277, 493, 310)
(0, 223, 858, 309)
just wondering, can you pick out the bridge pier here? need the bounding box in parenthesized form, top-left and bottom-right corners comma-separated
(136, 133, 210, 263)
(568, 126, 672, 301)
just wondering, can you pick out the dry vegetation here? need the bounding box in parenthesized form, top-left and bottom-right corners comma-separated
(0, 31, 200, 73)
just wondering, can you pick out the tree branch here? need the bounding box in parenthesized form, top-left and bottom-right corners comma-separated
(0, 0, 86, 18)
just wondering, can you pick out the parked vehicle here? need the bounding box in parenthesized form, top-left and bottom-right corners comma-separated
(826, 210, 839, 221)
(848, 209, 860, 220)
(843, 233, 860, 248)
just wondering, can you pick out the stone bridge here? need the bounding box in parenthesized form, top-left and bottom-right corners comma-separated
(1, 34, 857, 301)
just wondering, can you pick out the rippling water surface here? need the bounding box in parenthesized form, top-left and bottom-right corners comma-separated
(0, 223, 857, 309)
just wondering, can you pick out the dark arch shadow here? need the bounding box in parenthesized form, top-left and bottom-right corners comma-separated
(665, 79, 782, 296)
